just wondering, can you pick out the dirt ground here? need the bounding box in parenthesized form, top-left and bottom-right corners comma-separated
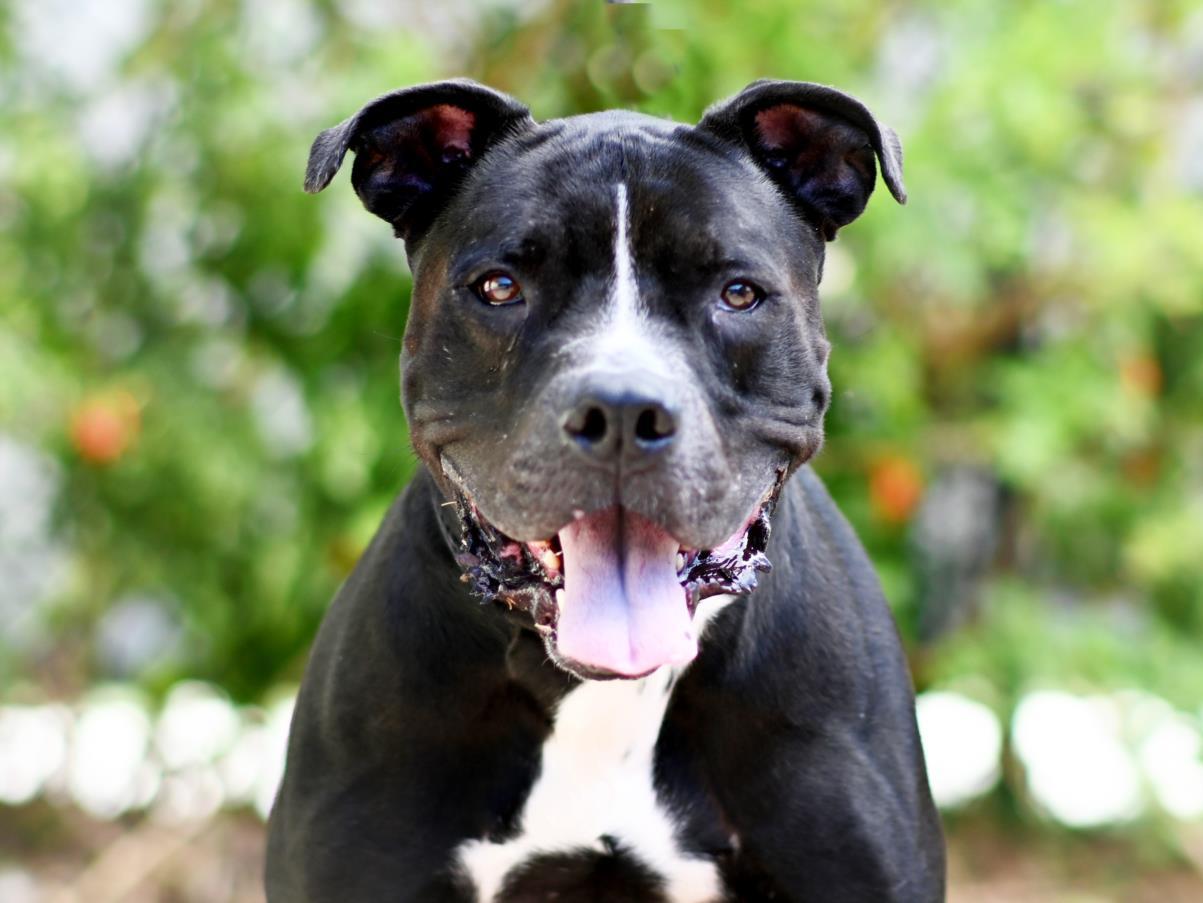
(3, 805, 1202, 902)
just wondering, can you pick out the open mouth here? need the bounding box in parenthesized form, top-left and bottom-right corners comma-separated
(449, 473, 783, 678)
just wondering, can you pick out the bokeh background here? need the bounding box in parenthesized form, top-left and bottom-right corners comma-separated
(2, 0, 1203, 900)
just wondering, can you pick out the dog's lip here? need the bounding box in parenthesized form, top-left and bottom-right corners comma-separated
(547, 649, 660, 682)
(442, 450, 782, 575)
(441, 457, 598, 547)
(444, 455, 782, 678)
(440, 455, 778, 554)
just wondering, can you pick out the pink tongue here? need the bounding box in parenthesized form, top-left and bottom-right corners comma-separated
(555, 507, 698, 677)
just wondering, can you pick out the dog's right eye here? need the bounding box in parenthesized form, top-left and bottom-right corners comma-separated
(473, 272, 524, 306)
(720, 280, 765, 312)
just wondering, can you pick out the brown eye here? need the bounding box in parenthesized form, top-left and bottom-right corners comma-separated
(474, 272, 524, 306)
(720, 280, 764, 312)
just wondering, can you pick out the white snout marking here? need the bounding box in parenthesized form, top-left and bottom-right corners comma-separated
(455, 595, 736, 902)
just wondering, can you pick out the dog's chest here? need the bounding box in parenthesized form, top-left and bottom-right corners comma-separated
(456, 600, 734, 903)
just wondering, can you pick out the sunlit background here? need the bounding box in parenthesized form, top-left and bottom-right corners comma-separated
(2, 0, 1203, 900)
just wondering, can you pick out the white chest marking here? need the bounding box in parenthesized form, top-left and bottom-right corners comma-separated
(456, 596, 737, 903)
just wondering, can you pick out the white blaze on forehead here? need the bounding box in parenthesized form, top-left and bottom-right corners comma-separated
(572, 183, 673, 377)
(612, 182, 640, 322)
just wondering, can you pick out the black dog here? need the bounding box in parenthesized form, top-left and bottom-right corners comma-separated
(266, 79, 945, 902)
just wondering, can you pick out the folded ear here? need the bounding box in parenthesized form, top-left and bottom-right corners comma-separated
(697, 80, 906, 240)
(305, 79, 534, 239)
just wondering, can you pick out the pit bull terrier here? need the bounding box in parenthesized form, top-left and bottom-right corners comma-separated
(266, 78, 945, 902)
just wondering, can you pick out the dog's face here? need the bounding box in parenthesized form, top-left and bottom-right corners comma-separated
(307, 80, 905, 679)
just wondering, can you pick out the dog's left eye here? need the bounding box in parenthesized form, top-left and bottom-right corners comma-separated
(473, 271, 524, 306)
(720, 280, 765, 312)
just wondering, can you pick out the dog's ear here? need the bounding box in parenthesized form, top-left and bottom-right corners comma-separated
(698, 80, 906, 240)
(305, 79, 533, 239)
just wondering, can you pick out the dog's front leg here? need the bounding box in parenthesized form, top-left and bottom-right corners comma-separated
(716, 727, 946, 903)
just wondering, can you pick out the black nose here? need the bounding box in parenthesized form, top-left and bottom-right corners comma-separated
(562, 391, 678, 462)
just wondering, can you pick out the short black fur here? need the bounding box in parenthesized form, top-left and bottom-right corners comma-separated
(269, 79, 945, 902)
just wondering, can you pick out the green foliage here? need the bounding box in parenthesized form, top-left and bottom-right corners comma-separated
(2, 0, 1201, 718)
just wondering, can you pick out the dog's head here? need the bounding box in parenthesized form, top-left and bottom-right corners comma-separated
(307, 79, 905, 679)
